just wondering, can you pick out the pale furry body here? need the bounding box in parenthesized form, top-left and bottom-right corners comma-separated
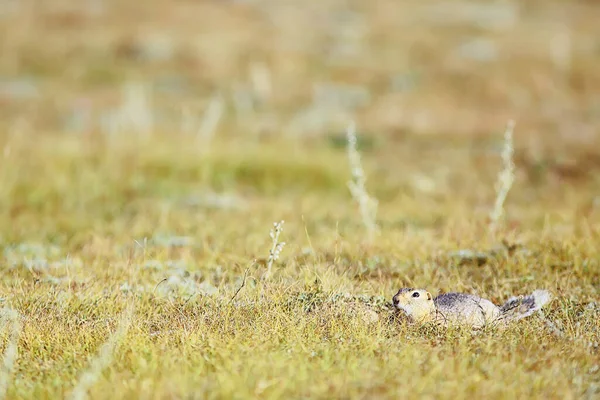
(392, 288, 552, 328)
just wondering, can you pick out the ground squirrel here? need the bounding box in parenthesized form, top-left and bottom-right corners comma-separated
(392, 288, 552, 328)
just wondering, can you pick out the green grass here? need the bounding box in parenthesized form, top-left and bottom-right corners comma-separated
(0, 132, 599, 400)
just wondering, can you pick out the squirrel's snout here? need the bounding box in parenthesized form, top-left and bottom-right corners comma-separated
(392, 295, 399, 306)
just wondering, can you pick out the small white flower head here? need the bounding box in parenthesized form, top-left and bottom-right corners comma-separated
(269, 242, 286, 263)
(270, 220, 284, 240)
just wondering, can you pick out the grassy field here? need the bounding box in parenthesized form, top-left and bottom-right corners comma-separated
(1, 0, 600, 399)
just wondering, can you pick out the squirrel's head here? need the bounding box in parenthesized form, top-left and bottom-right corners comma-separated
(392, 288, 435, 322)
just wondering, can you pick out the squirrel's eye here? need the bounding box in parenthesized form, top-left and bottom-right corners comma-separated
(412, 292, 420, 298)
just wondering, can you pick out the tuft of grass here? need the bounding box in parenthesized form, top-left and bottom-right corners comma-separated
(68, 303, 135, 400)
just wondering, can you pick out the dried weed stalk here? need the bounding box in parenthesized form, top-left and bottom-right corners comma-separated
(346, 122, 378, 241)
(490, 120, 516, 235)
(264, 220, 286, 280)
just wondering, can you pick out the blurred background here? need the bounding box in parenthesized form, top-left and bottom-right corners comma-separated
(1, 0, 598, 145)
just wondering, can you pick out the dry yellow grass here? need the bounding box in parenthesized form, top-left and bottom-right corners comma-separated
(1, 132, 598, 399)
(1, 0, 600, 399)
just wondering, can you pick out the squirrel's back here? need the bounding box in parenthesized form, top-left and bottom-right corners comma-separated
(433, 293, 501, 327)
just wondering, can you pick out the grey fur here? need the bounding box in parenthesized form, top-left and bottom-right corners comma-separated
(500, 295, 536, 313)
(435, 293, 479, 307)
(433, 292, 501, 327)
(496, 290, 552, 322)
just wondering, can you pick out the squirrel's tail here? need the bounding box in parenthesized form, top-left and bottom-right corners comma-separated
(498, 290, 552, 322)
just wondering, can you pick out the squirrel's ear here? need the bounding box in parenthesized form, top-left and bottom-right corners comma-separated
(426, 292, 432, 300)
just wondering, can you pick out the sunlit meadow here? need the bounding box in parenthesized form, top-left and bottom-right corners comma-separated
(0, 1, 599, 399)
